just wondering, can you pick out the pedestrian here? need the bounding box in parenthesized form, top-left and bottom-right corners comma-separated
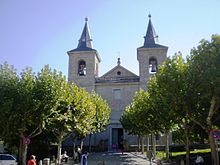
(61, 151, 69, 163)
(195, 155, 204, 165)
(112, 143, 117, 152)
(81, 151, 88, 165)
(28, 155, 36, 165)
(119, 137, 124, 155)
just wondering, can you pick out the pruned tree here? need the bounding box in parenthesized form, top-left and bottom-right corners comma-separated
(120, 90, 157, 154)
(88, 91, 111, 151)
(0, 64, 69, 165)
(69, 84, 96, 151)
(187, 35, 220, 165)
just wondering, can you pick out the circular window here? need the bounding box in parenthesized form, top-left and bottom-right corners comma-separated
(117, 71, 121, 75)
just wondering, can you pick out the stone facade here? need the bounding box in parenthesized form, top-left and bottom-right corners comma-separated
(67, 16, 170, 150)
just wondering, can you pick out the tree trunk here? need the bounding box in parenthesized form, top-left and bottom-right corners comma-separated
(73, 141, 76, 161)
(80, 139, 84, 150)
(141, 136, 144, 154)
(138, 135, 140, 152)
(207, 96, 218, 165)
(185, 125, 190, 165)
(18, 138, 23, 165)
(152, 133, 156, 158)
(71, 135, 77, 161)
(146, 134, 149, 152)
(165, 132, 169, 161)
(19, 136, 28, 165)
(89, 134, 92, 152)
(56, 136, 63, 165)
(209, 133, 218, 165)
(22, 143, 28, 165)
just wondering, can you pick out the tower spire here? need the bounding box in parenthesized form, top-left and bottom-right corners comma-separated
(77, 17, 93, 49)
(143, 14, 158, 47)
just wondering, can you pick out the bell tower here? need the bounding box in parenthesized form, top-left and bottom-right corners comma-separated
(67, 18, 101, 92)
(137, 15, 168, 90)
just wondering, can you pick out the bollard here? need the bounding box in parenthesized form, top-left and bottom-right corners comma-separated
(39, 160, 42, 165)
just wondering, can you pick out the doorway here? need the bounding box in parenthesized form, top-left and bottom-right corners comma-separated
(112, 128, 123, 149)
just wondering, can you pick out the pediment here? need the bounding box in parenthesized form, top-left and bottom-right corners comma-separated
(100, 65, 138, 79)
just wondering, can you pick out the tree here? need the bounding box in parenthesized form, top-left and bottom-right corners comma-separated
(89, 91, 111, 151)
(69, 84, 96, 150)
(187, 35, 220, 165)
(0, 64, 42, 165)
(0, 62, 19, 153)
(0, 64, 68, 165)
(148, 53, 195, 163)
(120, 90, 157, 154)
(43, 70, 73, 164)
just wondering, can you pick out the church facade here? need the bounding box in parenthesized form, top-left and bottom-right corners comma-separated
(67, 15, 168, 150)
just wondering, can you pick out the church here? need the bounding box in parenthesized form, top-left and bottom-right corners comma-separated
(67, 15, 168, 150)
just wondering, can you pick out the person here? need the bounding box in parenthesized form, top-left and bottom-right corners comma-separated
(61, 151, 69, 163)
(112, 143, 117, 152)
(28, 155, 36, 165)
(81, 151, 88, 165)
(195, 155, 204, 165)
(119, 138, 124, 155)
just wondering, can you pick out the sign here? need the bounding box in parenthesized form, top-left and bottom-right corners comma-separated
(23, 138, 30, 145)
(210, 129, 220, 140)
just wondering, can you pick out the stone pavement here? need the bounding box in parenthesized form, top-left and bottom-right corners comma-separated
(64, 152, 158, 165)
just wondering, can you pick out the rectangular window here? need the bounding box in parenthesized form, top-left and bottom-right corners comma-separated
(113, 89, 121, 100)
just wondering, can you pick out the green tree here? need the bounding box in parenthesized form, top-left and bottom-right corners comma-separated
(0, 62, 19, 152)
(187, 35, 220, 165)
(0, 64, 68, 165)
(120, 90, 157, 154)
(69, 84, 96, 150)
(43, 71, 73, 164)
(148, 54, 194, 163)
(89, 91, 111, 151)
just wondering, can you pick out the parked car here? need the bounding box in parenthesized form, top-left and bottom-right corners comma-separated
(0, 154, 17, 165)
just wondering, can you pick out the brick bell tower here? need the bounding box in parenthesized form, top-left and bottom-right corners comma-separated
(137, 14, 168, 90)
(67, 18, 101, 92)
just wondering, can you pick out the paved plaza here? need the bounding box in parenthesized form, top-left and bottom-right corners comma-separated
(66, 152, 158, 165)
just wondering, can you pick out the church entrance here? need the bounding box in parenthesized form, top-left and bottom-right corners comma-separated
(112, 128, 123, 150)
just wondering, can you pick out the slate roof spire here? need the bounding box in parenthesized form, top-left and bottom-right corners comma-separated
(144, 14, 157, 46)
(74, 17, 95, 51)
(140, 14, 167, 48)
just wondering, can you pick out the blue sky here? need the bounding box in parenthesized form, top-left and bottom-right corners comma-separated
(0, 0, 220, 77)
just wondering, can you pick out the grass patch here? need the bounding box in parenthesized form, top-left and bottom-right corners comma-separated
(156, 149, 211, 159)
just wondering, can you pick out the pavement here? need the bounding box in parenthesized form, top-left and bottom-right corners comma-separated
(60, 152, 159, 165)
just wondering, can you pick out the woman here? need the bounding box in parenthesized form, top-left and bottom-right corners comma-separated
(28, 155, 36, 165)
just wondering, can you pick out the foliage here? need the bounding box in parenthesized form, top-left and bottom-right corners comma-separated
(120, 90, 154, 136)
(186, 34, 220, 164)
(148, 53, 188, 133)
(91, 91, 111, 133)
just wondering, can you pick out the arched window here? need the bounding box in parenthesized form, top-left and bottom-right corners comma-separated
(149, 57, 157, 74)
(78, 60, 86, 76)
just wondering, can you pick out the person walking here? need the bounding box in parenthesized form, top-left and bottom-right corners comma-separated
(119, 138, 125, 155)
(61, 151, 69, 163)
(195, 155, 204, 165)
(28, 155, 36, 165)
(81, 151, 88, 165)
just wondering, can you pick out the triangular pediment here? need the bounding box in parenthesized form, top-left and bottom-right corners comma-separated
(96, 65, 139, 83)
(102, 65, 138, 78)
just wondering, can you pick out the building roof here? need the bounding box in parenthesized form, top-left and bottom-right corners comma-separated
(139, 14, 168, 49)
(96, 58, 139, 83)
(69, 18, 96, 52)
